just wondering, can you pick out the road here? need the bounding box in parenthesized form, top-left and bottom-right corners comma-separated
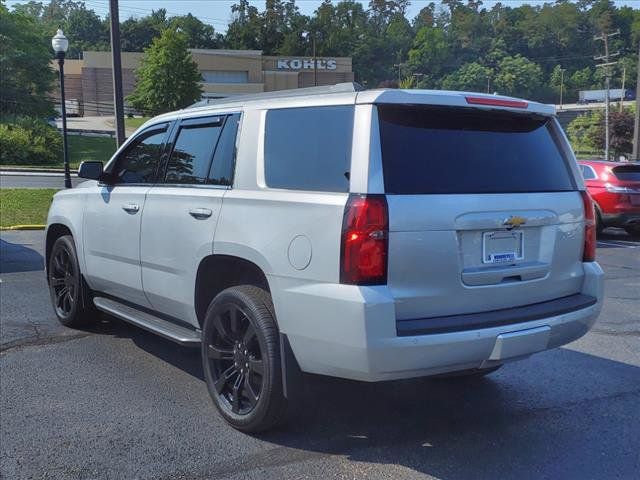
(0, 172, 82, 189)
(1, 230, 638, 480)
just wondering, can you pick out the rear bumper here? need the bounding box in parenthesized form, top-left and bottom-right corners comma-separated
(272, 262, 604, 382)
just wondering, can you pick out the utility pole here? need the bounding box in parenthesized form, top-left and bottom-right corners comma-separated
(619, 66, 626, 113)
(109, 0, 125, 147)
(595, 30, 620, 161)
(312, 33, 317, 87)
(633, 41, 640, 160)
(559, 68, 566, 110)
(393, 63, 405, 85)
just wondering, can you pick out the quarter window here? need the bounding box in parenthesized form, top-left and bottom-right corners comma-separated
(208, 113, 240, 186)
(264, 106, 354, 192)
(111, 124, 168, 184)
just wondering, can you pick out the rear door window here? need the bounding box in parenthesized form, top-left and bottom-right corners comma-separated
(264, 106, 353, 192)
(378, 105, 575, 194)
(164, 116, 224, 184)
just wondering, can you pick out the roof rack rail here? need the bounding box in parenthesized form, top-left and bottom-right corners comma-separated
(187, 82, 365, 109)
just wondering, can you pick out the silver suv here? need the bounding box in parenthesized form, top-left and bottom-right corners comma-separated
(45, 84, 604, 432)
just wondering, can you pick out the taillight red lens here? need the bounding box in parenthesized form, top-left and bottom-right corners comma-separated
(465, 96, 528, 109)
(340, 194, 388, 285)
(581, 190, 596, 262)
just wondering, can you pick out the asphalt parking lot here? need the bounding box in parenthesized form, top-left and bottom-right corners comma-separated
(1, 229, 638, 480)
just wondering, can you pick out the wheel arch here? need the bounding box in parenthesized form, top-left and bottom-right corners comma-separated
(194, 254, 272, 328)
(45, 223, 74, 273)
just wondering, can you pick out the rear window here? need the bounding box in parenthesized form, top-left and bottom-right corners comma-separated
(612, 165, 640, 181)
(378, 105, 575, 194)
(264, 106, 353, 192)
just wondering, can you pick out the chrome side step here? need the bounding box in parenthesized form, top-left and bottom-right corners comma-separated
(93, 297, 201, 347)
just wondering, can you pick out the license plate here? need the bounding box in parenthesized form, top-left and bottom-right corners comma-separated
(482, 231, 524, 264)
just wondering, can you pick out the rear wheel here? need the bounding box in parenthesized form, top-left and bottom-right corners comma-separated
(624, 225, 640, 238)
(48, 235, 96, 327)
(202, 285, 286, 433)
(595, 208, 605, 235)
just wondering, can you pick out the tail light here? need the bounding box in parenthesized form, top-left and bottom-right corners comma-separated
(581, 190, 596, 262)
(340, 194, 388, 285)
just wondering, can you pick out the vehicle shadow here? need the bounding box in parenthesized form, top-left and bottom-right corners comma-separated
(89, 315, 640, 479)
(0, 238, 44, 273)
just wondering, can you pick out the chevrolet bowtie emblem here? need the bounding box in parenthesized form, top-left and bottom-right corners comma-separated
(503, 215, 527, 229)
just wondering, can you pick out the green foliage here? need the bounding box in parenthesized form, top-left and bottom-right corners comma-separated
(127, 29, 203, 116)
(8, 0, 640, 103)
(567, 108, 635, 158)
(0, 117, 62, 165)
(567, 111, 603, 156)
(398, 76, 415, 89)
(0, 4, 55, 117)
(493, 55, 543, 98)
(441, 62, 491, 92)
(596, 110, 635, 158)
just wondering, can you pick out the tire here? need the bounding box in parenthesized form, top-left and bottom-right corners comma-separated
(434, 365, 502, 380)
(201, 285, 286, 433)
(624, 225, 640, 238)
(47, 235, 96, 327)
(595, 209, 605, 235)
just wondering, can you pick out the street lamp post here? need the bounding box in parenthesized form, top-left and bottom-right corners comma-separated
(302, 31, 318, 86)
(52, 28, 71, 189)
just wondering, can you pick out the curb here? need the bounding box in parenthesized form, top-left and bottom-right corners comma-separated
(0, 225, 46, 231)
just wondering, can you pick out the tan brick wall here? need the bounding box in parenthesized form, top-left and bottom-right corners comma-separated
(66, 50, 353, 116)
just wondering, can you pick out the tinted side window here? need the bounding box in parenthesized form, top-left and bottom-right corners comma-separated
(113, 124, 168, 184)
(165, 119, 223, 184)
(264, 106, 353, 192)
(208, 113, 240, 186)
(378, 105, 575, 194)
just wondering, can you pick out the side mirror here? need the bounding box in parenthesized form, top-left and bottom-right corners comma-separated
(78, 161, 103, 180)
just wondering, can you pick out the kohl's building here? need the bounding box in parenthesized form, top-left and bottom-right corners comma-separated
(54, 49, 354, 116)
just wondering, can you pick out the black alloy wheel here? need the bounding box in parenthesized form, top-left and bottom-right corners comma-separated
(48, 235, 94, 327)
(202, 285, 286, 432)
(206, 303, 264, 415)
(49, 242, 77, 318)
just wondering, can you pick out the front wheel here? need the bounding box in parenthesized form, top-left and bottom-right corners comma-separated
(47, 235, 96, 327)
(201, 285, 286, 433)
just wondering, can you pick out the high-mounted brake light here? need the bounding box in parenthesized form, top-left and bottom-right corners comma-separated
(340, 194, 388, 285)
(581, 191, 596, 262)
(465, 96, 529, 109)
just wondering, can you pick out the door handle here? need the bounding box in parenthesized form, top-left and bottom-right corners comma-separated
(122, 203, 140, 214)
(189, 208, 213, 220)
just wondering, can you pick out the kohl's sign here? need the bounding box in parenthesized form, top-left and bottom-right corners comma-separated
(277, 58, 337, 70)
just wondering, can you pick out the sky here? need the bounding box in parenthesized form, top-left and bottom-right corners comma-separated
(6, 0, 640, 33)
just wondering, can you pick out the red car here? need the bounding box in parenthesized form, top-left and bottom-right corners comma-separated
(578, 160, 640, 237)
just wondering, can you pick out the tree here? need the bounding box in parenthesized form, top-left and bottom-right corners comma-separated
(0, 5, 55, 117)
(121, 9, 168, 52)
(127, 29, 202, 116)
(407, 25, 449, 80)
(596, 110, 634, 157)
(494, 55, 543, 98)
(441, 62, 491, 92)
